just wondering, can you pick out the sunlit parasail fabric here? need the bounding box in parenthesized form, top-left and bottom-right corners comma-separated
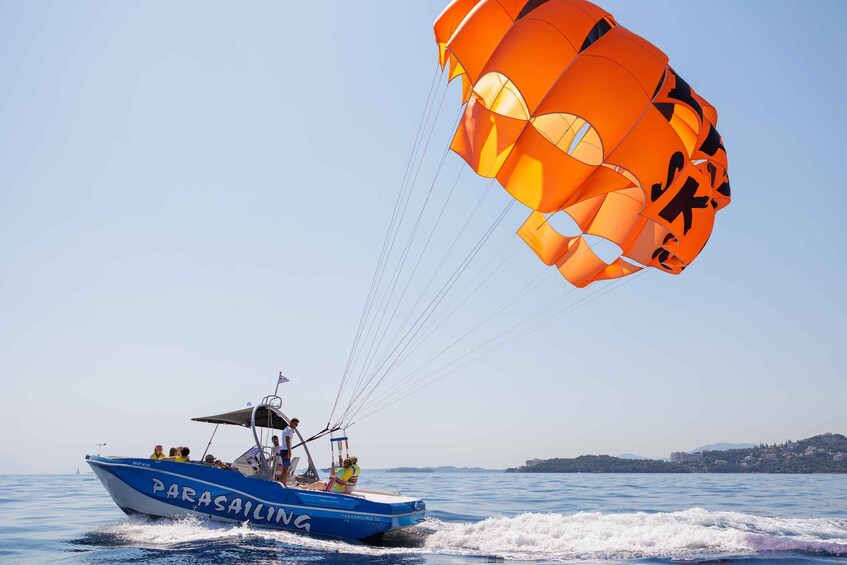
(434, 0, 731, 287)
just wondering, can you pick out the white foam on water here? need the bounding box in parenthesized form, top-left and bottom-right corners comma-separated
(424, 508, 847, 561)
(98, 516, 259, 548)
(96, 509, 847, 561)
(98, 515, 431, 556)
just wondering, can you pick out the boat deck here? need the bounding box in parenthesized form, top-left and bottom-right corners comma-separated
(287, 484, 419, 504)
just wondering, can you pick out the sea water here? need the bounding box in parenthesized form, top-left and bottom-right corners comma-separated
(1, 471, 846, 563)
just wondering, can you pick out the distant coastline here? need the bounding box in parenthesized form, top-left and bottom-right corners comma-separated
(381, 466, 502, 473)
(507, 433, 847, 474)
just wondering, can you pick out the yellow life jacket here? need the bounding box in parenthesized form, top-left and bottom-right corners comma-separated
(174, 456, 188, 463)
(150, 453, 165, 460)
(343, 464, 360, 493)
(325, 466, 353, 493)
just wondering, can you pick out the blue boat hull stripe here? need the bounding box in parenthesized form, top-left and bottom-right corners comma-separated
(89, 459, 420, 519)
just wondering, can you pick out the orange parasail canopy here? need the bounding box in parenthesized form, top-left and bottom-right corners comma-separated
(434, 0, 730, 287)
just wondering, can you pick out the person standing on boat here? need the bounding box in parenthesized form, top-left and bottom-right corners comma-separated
(270, 435, 284, 479)
(150, 445, 166, 460)
(279, 418, 299, 485)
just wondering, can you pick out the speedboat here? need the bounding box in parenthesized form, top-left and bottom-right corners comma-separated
(86, 395, 426, 541)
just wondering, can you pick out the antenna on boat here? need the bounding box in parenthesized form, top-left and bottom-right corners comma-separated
(96, 442, 106, 456)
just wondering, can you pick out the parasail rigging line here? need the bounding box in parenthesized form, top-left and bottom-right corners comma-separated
(341, 74, 460, 407)
(342, 211, 654, 424)
(400, 239, 530, 361)
(389, 201, 659, 384)
(343, 76, 452, 401)
(352, 271, 647, 424)
(337, 177, 502, 416)
(335, 198, 515, 427)
(352, 281, 583, 420)
(339, 163, 645, 425)
(365, 239, 536, 401)
(354, 164, 465, 391)
(337, 193, 511, 424)
(351, 100, 465, 393)
(356, 173, 494, 392)
(329, 64, 444, 425)
(376, 253, 556, 400)
(380, 213, 646, 399)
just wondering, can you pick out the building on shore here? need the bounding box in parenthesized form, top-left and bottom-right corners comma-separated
(670, 451, 704, 464)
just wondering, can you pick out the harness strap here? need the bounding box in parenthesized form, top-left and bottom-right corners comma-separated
(325, 476, 348, 492)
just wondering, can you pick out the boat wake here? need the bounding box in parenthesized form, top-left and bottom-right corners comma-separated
(92, 508, 847, 561)
(92, 515, 432, 557)
(425, 508, 847, 561)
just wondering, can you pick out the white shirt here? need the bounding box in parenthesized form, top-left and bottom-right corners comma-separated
(282, 427, 295, 451)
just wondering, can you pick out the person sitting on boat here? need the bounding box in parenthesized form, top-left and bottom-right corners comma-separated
(305, 457, 354, 492)
(279, 418, 299, 485)
(204, 454, 230, 469)
(161, 447, 180, 460)
(174, 447, 190, 462)
(150, 445, 166, 460)
(342, 456, 360, 494)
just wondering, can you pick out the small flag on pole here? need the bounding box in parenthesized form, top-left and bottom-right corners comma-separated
(278, 372, 290, 385)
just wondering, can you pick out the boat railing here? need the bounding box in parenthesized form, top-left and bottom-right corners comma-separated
(261, 394, 282, 408)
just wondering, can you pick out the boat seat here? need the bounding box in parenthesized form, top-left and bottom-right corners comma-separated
(274, 456, 300, 483)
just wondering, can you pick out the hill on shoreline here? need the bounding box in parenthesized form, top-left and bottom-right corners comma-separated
(690, 442, 756, 453)
(508, 433, 847, 474)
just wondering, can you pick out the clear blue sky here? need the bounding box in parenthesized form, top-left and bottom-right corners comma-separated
(1, 1, 845, 474)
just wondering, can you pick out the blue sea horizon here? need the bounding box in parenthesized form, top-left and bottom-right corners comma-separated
(1, 471, 846, 564)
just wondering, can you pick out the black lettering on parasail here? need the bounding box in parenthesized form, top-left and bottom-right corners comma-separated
(651, 152, 709, 235)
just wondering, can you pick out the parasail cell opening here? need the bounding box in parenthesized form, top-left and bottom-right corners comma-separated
(473, 71, 530, 120)
(530, 113, 603, 166)
(547, 211, 582, 237)
(583, 233, 623, 264)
